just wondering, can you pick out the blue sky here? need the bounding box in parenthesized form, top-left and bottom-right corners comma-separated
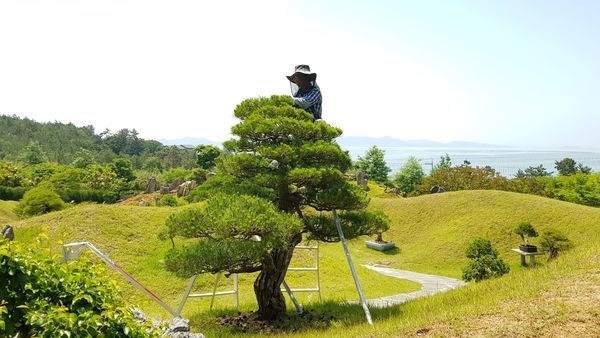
(1, 1, 598, 149)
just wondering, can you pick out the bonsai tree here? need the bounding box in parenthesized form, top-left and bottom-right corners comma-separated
(514, 222, 539, 245)
(161, 95, 388, 321)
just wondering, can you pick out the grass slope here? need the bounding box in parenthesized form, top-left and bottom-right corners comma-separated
(5, 190, 600, 337)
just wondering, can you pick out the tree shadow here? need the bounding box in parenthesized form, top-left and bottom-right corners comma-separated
(204, 300, 404, 335)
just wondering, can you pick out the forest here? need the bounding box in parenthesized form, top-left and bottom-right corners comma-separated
(2, 113, 600, 214)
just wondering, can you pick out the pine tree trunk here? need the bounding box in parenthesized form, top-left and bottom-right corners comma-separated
(253, 234, 302, 320)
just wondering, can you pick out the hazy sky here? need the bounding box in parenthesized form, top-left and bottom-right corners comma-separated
(1, 1, 599, 149)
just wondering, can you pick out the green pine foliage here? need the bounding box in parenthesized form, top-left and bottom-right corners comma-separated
(15, 186, 66, 217)
(354, 146, 391, 184)
(462, 238, 510, 282)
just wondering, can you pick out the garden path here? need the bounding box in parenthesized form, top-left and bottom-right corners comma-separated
(360, 264, 467, 308)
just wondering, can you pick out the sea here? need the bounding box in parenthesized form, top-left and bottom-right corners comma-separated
(344, 147, 600, 177)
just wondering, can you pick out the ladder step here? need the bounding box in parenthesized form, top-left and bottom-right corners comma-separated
(188, 291, 237, 297)
(282, 288, 320, 292)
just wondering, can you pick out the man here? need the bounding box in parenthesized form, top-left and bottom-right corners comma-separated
(286, 64, 322, 121)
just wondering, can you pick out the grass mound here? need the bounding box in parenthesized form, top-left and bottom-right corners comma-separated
(4, 189, 600, 337)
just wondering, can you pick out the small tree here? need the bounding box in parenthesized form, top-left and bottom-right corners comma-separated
(19, 141, 48, 166)
(354, 146, 391, 184)
(393, 156, 424, 195)
(515, 164, 552, 178)
(513, 222, 539, 245)
(539, 229, 573, 260)
(195, 144, 222, 169)
(431, 153, 452, 174)
(462, 238, 510, 282)
(554, 158, 591, 176)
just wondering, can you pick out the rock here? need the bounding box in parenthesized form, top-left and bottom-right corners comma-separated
(145, 176, 158, 193)
(2, 224, 14, 241)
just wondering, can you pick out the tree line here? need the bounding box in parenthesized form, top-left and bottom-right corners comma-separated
(354, 145, 600, 207)
(0, 114, 197, 170)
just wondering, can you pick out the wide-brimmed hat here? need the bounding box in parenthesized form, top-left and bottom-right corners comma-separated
(286, 64, 317, 83)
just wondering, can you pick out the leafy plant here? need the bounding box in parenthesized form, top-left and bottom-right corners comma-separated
(462, 238, 510, 282)
(15, 186, 66, 217)
(539, 229, 573, 260)
(513, 222, 539, 244)
(0, 239, 161, 337)
(393, 156, 424, 195)
(354, 146, 391, 184)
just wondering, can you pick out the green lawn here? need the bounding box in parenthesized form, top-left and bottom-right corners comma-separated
(5, 189, 600, 337)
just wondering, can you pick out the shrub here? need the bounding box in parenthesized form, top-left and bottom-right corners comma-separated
(0, 239, 161, 337)
(158, 194, 182, 207)
(539, 229, 573, 260)
(416, 165, 510, 194)
(462, 238, 510, 282)
(15, 186, 66, 217)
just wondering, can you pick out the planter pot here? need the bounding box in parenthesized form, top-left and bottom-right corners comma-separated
(365, 240, 396, 251)
(519, 244, 538, 253)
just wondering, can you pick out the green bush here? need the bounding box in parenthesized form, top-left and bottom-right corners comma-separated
(462, 238, 510, 282)
(0, 186, 27, 201)
(417, 165, 510, 194)
(15, 186, 66, 217)
(158, 194, 182, 207)
(0, 239, 161, 337)
(539, 229, 573, 260)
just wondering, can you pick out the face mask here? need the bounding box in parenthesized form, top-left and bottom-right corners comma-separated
(290, 82, 300, 97)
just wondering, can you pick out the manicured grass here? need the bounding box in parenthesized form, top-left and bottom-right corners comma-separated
(0, 199, 19, 224)
(5, 188, 600, 337)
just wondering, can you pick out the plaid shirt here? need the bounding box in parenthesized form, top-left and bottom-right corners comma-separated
(293, 84, 322, 120)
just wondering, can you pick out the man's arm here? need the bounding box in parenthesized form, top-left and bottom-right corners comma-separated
(294, 86, 321, 109)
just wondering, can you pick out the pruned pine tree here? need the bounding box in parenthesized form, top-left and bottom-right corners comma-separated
(162, 95, 389, 320)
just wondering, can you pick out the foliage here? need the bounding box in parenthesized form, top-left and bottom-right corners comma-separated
(162, 193, 303, 276)
(462, 238, 510, 282)
(15, 186, 66, 217)
(392, 156, 424, 195)
(431, 153, 452, 174)
(515, 164, 552, 178)
(195, 144, 222, 169)
(354, 146, 391, 184)
(0, 239, 160, 337)
(71, 147, 96, 168)
(508, 176, 554, 197)
(18, 141, 48, 166)
(0, 114, 196, 170)
(539, 229, 573, 260)
(0, 161, 24, 187)
(160, 167, 194, 186)
(416, 163, 510, 194)
(157, 194, 182, 207)
(111, 157, 136, 183)
(21, 162, 66, 186)
(513, 222, 539, 244)
(555, 157, 592, 176)
(548, 172, 600, 207)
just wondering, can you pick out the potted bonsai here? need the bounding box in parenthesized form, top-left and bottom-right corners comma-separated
(364, 211, 396, 251)
(514, 222, 539, 253)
